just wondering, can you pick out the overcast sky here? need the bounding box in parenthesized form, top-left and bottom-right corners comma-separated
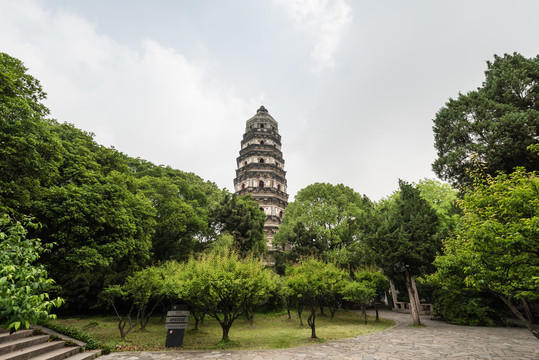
(1, 0, 538, 201)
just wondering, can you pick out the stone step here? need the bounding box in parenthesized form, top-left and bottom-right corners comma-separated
(0, 335, 50, 355)
(0, 340, 65, 360)
(29, 346, 80, 360)
(0, 331, 34, 345)
(65, 350, 101, 360)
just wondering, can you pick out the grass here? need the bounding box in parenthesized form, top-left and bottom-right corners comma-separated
(50, 310, 394, 351)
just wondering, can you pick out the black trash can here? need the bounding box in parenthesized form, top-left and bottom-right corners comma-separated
(165, 304, 189, 347)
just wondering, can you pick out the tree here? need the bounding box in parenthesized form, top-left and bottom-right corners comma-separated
(367, 180, 440, 325)
(342, 277, 376, 325)
(179, 250, 276, 341)
(0, 53, 62, 214)
(285, 258, 347, 338)
(210, 192, 266, 256)
(0, 214, 63, 331)
(36, 172, 156, 311)
(274, 183, 374, 268)
(137, 176, 207, 262)
(128, 159, 223, 259)
(101, 266, 165, 340)
(354, 270, 389, 321)
(432, 53, 539, 188)
(430, 165, 539, 339)
(415, 178, 459, 237)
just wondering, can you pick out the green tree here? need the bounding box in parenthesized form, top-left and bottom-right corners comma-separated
(430, 166, 539, 338)
(415, 178, 459, 237)
(0, 53, 62, 214)
(0, 214, 63, 331)
(432, 53, 539, 188)
(101, 266, 165, 340)
(354, 270, 389, 321)
(368, 180, 440, 325)
(179, 250, 276, 341)
(137, 176, 206, 262)
(210, 192, 266, 256)
(285, 258, 347, 338)
(342, 277, 376, 325)
(274, 183, 374, 268)
(36, 172, 156, 311)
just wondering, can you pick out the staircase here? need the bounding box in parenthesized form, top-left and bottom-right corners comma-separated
(0, 328, 100, 360)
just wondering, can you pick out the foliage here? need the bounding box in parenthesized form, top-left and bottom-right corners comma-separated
(101, 266, 165, 340)
(274, 183, 375, 269)
(432, 53, 539, 188)
(343, 270, 388, 324)
(178, 250, 276, 341)
(0, 214, 63, 331)
(128, 159, 222, 261)
(36, 171, 156, 311)
(369, 180, 440, 278)
(0, 53, 62, 214)
(415, 178, 459, 237)
(210, 193, 267, 256)
(285, 258, 347, 338)
(430, 166, 539, 338)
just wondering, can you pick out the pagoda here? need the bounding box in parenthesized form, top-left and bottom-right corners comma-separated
(233, 106, 288, 245)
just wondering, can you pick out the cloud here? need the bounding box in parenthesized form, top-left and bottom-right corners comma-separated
(273, 0, 352, 72)
(0, 0, 258, 190)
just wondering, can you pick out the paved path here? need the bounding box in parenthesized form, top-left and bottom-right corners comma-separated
(101, 310, 538, 360)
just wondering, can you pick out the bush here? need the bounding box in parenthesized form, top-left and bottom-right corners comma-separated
(38, 321, 112, 354)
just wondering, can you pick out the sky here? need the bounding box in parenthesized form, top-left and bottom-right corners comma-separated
(1, 0, 538, 201)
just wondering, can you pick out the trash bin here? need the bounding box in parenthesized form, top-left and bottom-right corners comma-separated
(165, 304, 189, 347)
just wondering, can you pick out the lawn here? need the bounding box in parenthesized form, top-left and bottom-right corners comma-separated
(50, 310, 394, 351)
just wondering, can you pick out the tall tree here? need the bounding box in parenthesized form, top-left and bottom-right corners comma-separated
(432, 53, 539, 188)
(430, 164, 539, 339)
(368, 180, 440, 325)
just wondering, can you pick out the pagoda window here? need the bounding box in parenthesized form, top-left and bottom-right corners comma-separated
(277, 184, 281, 191)
(279, 211, 283, 218)
(259, 180, 264, 188)
(260, 123, 265, 128)
(242, 184, 245, 189)
(259, 158, 264, 163)
(260, 140, 264, 145)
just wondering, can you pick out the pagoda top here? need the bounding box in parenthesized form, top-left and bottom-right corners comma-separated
(246, 106, 278, 131)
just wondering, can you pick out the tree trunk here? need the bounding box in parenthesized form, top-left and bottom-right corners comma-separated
(308, 311, 317, 338)
(374, 302, 379, 321)
(361, 304, 367, 325)
(522, 299, 536, 324)
(389, 280, 398, 310)
(298, 303, 304, 326)
(405, 268, 421, 325)
(498, 294, 539, 339)
(221, 323, 232, 341)
(319, 303, 325, 315)
(410, 275, 421, 310)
